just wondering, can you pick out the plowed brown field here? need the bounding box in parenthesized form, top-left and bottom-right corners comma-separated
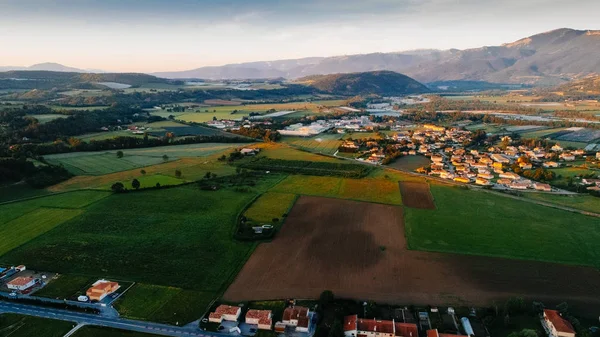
(224, 196, 600, 309)
(399, 181, 436, 209)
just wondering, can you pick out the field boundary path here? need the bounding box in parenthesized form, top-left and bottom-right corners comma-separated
(0, 300, 217, 337)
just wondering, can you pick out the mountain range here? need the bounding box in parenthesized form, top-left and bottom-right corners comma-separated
(0, 63, 95, 73)
(2, 28, 600, 86)
(153, 28, 600, 85)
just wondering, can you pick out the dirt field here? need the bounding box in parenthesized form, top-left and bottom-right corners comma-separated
(224, 196, 600, 310)
(399, 182, 436, 209)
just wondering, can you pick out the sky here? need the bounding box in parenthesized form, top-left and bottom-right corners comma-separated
(1, 0, 599, 72)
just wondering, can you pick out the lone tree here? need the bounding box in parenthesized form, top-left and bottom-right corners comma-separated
(140, 169, 146, 175)
(116, 151, 124, 158)
(132, 178, 141, 190)
(162, 154, 169, 162)
(175, 169, 182, 178)
(111, 182, 125, 192)
(205, 172, 212, 179)
(319, 290, 334, 309)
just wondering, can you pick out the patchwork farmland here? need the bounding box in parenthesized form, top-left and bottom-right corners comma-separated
(224, 196, 600, 309)
(398, 181, 436, 209)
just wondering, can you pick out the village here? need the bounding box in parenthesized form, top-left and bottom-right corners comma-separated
(336, 124, 600, 193)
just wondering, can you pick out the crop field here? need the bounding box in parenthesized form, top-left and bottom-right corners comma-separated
(0, 314, 75, 337)
(270, 175, 402, 205)
(176, 100, 346, 122)
(77, 130, 149, 142)
(555, 128, 600, 143)
(389, 155, 431, 171)
(34, 274, 93, 299)
(99, 174, 186, 190)
(520, 193, 600, 214)
(0, 190, 110, 257)
(404, 185, 600, 267)
(255, 143, 341, 163)
(342, 132, 383, 140)
(48, 155, 237, 192)
(520, 127, 567, 139)
(46, 152, 170, 176)
(114, 284, 214, 325)
(45, 143, 246, 176)
(398, 182, 436, 209)
(282, 134, 343, 155)
(0, 184, 52, 203)
(243, 192, 297, 224)
(225, 196, 600, 308)
(0, 185, 264, 294)
(26, 114, 66, 124)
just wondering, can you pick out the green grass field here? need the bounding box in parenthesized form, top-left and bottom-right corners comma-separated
(389, 155, 431, 171)
(77, 130, 149, 142)
(0, 190, 110, 257)
(45, 143, 248, 176)
(73, 326, 160, 337)
(0, 314, 75, 337)
(99, 174, 186, 190)
(270, 175, 402, 205)
(176, 100, 346, 122)
(282, 134, 343, 155)
(34, 274, 93, 299)
(243, 192, 297, 224)
(0, 184, 52, 203)
(255, 143, 341, 163)
(521, 193, 600, 214)
(0, 184, 268, 292)
(46, 153, 170, 176)
(26, 114, 66, 124)
(404, 185, 600, 267)
(114, 284, 214, 325)
(520, 127, 567, 139)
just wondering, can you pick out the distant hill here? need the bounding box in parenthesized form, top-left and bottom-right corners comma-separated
(553, 75, 600, 95)
(295, 71, 429, 96)
(0, 71, 173, 90)
(0, 62, 90, 73)
(154, 28, 600, 85)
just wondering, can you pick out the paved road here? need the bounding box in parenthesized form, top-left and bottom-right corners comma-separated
(0, 301, 219, 337)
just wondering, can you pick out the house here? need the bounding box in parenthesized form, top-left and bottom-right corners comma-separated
(510, 182, 530, 190)
(240, 148, 259, 155)
(582, 178, 600, 186)
(533, 183, 552, 192)
(246, 309, 272, 330)
(477, 173, 494, 180)
(274, 322, 287, 333)
(475, 177, 491, 186)
(86, 280, 120, 301)
(559, 153, 575, 161)
(6, 276, 36, 291)
(551, 144, 563, 152)
(454, 177, 470, 183)
(543, 310, 576, 337)
(343, 315, 418, 337)
(519, 162, 533, 170)
(543, 161, 559, 168)
(209, 305, 242, 323)
(596, 152, 600, 160)
(282, 306, 311, 332)
(573, 149, 585, 156)
(499, 172, 520, 180)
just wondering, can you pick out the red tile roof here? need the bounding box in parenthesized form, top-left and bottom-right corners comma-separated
(395, 323, 418, 337)
(213, 305, 241, 316)
(544, 310, 575, 334)
(427, 329, 440, 337)
(357, 319, 395, 334)
(344, 315, 358, 331)
(7, 276, 34, 286)
(298, 317, 310, 328)
(283, 306, 309, 321)
(246, 309, 271, 320)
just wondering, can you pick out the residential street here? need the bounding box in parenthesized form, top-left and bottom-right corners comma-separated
(0, 301, 218, 337)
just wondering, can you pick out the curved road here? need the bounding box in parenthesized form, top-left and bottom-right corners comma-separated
(0, 301, 216, 337)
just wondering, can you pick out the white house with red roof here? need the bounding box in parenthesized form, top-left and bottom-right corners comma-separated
(344, 315, 418, 337)
(542, 310, 576, 337)
(208, 305, 241, 323)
